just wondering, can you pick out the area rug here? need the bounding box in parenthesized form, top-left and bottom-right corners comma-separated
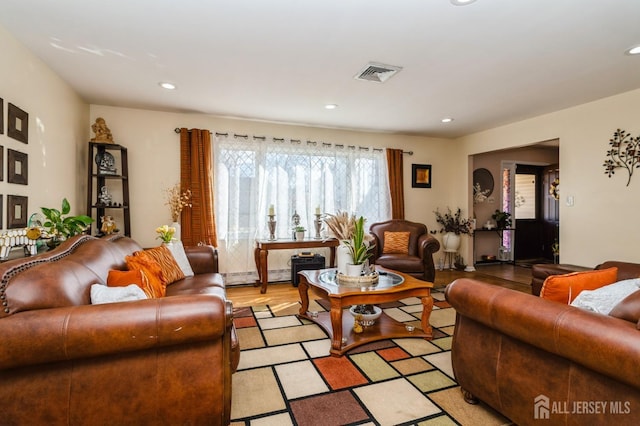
(230, 288, 512, 426)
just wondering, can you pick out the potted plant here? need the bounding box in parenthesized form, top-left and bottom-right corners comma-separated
(41, 198, 94, 248)
(343, 216, 372, 276)
(294, 225, 306, 241)
(491, 210, 512, 229)
(323, 211, 357, 275)
(434, 208, 473, 252)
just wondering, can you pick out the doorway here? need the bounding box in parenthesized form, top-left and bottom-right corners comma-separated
(513, 163, 559, 264)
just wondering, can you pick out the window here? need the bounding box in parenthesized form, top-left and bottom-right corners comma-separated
(214, 134, 391, 284)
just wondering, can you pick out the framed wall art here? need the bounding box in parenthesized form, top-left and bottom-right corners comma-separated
(0, 98, 4, 134)
(7, 149, 28, 185)
(0, 146, 3, 181)
(8, 103, 29, 144)
(412, 164, 432, 188)
(7, 195, 27, 229)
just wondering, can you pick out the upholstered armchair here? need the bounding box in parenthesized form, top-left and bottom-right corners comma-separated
(369, 219, 440, 282)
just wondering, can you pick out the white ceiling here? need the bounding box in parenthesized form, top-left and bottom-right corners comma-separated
(1, 0, 640, 138)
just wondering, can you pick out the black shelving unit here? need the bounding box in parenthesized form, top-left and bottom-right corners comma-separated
(86, 142, 130, 236)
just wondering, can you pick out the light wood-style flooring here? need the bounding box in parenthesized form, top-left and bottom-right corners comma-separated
(227, 263, 532, 308)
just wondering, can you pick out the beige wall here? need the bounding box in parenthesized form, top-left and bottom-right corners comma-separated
(89, 105, 458, 248)
(0, 26, 87, 229)
(459, 89, 640, 266)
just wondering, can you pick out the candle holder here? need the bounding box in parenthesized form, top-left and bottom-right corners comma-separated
(267, 215, 277, 241)
(313, 214, 322, 239)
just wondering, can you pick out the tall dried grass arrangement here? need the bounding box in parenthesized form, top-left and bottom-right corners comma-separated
(322, 211, 356, 241)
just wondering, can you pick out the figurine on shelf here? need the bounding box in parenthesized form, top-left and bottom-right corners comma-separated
(98, 186, 113, 206)
(90, 117, 114, 143)
(100, 215, 118, 235)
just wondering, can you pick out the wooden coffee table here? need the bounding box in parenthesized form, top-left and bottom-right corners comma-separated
(297, 267, 434, 356)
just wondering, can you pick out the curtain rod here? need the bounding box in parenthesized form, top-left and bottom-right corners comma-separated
(174, 128, 412, 155)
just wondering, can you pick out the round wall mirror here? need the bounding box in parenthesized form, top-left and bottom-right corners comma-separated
(473, 168, 494, 197)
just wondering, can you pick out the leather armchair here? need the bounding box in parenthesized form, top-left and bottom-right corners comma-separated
(369, 219, 440, 282)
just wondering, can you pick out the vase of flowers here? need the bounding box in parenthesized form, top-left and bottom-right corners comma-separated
(156, 224, 176, 244)
(164, 184, 192, 241)
(434, 207, 473, 251)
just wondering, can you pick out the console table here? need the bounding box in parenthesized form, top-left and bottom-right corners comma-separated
(254, 238, 339, 293)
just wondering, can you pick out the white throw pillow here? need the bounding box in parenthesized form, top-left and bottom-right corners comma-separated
(570, 278, 640, 315)
(165, 241, 195, 277)
(90, 283, 148, 304)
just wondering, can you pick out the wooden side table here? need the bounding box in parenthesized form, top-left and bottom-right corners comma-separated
(254, 238, 339, 293)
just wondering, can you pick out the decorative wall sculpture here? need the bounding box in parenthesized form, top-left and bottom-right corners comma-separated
(603, 128, 640, 186)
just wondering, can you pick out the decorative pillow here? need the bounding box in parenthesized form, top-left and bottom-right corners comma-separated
(125, 253, 167, 298)
(608, 282, 640, 323)
(383, 231, 410, 254)
(90, 283, 147, 305)
(107, 269, 153, 298)
(540, 267, 618, 304)
(140, 245, 185, 285)
(570, 278, 640, 315)
(164, 241, 195, 277)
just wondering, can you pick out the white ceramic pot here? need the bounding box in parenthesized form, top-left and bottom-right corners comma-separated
(171, 221, 181, 241)
(442, 232, 461, 251)
(295, 231, 305, 241)
(336, 243, 350, 275)
(345, 263, 364, 277)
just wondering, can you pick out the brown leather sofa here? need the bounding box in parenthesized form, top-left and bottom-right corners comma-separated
(446, 278, 640, 426)
(0, 234, 239, 426)
(369, 219, 440, 282)
(531, 261, 640, 296)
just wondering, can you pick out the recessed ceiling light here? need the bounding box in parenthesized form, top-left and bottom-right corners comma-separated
(625, 45, 640, 55)
(450, 0, 477, 5)
(325, 104, 338, 110)
(441, 117, 454, 123)
(159, 82, 176, 90)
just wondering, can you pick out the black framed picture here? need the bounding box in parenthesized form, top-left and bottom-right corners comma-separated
(0, 146, 3, 182)
(0, 98, 4, 134)
(7, 195, 27, 228)
(7, 103, 28, 144)
(412, 164, 432, 188)
(7, 149, 28, 185)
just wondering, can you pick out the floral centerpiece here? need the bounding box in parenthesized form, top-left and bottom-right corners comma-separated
(156, 224, 176, 243)
(164, 184, 192, 222)
(434, 207, 473, 235)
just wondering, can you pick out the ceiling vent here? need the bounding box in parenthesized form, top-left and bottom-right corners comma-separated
(354, 62, 403, 83)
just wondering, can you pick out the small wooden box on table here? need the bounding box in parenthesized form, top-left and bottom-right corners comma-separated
(298, 267, 434, 357)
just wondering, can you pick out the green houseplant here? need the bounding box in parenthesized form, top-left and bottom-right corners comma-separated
(491, 210, 512, 229)
(41, 198, 94, 247)
(344, 216, 372, 266)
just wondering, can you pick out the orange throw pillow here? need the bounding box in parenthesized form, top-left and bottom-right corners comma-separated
(383, 231, 410, 254)
(107, 269, 153, 298)
(140, 245, 185, 285)
(540, 267, 618, 304)
(125, 253, 167, 298)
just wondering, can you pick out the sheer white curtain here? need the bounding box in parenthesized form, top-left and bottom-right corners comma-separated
(214, 133, 391, 285)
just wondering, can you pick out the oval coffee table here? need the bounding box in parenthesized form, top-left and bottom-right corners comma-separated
(297, 267, 434, 356)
